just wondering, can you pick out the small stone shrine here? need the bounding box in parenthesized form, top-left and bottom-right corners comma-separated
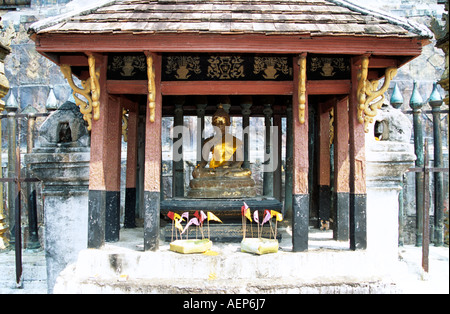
(25, 100, 90, 292)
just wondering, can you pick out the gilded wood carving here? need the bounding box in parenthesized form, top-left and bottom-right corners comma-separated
(253, 56, 292, 79)
(207, 55, 245, 80)
(164, 55, 201, 79)
(60, 54, 100, 131)
(87, 53, 100, 122)
(145, 52, 156, 123)
(308, 55, 350, 80)
(298, 54, 307, 124)
(161, 54, 293, 81)
(357, 56, 397, 133)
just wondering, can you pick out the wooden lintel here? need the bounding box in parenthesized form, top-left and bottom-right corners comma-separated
(307, 80, 351, 95)
(368, 57, 399, 68)
(161, 81, 294, 95)
(107, 80, 148, 95)
(35, 34, 424, 57)
(59, 55, 88, 67)
(107, 79, 355, 96)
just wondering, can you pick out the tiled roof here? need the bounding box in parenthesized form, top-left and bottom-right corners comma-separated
(29, 0, 432, 38)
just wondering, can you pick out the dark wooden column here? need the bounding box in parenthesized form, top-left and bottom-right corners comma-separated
(143, 52, 162, 251)
(349, 57, 367, 250)
(88, 53, 119, 248)
(124, 104, 139, 228)
(104, 95, 124, 242)
(333, 96, 350, 241)
(292, 54, 309, 252)
(318, 101, 332, 226)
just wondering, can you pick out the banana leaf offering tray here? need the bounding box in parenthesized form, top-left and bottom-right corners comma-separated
(169, 239, 213, 254)
(240, 238, 279, 255)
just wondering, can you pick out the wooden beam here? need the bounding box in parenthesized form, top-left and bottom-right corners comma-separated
(307, 80, 351, 95)
(59, 55, 88, 67)
(35, 33, 424, 57)
(367, 56, 399, 68)
(161, 81, 294, 95)
(107, 80, 148, 94)
(109, 80, 353, 96)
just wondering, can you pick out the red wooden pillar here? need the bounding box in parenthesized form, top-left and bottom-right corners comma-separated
(88, 53, 122, 247)
(105, 96, 124, 242)
(292, 54, 309, 252)
(143, 52, 162, 251)
(124, 104, 139, 228)
(318, 101, 332, 226)
(349, 57, 367, 250)
(333, 96, 350, 241)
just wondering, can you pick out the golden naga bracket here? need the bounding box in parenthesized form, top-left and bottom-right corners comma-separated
(87, 53, 101, 122)
(145, 52, 156, 123)
(60, 54, 100, 131)
(357, 56, 397, 133)
(298, 53, 307, 124)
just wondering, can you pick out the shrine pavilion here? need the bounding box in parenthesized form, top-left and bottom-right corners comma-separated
(28, 0, 432, 253)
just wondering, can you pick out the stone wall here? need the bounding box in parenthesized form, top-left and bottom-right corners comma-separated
(1, 3, 72, 114)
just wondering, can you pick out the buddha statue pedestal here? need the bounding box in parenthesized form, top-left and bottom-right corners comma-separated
(188, 175, 256, 199)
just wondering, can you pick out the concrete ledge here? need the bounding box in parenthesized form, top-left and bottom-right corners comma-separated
(55, 276, 397, 294)
(53, 228, 399, 294)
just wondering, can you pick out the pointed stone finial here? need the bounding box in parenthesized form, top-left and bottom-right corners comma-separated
(390, 83, 404, 109)
(409, 81, 423, 111)
(46, 87, 58, 111)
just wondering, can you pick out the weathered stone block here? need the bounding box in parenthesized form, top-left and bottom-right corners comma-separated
(24, 99, 91, 292)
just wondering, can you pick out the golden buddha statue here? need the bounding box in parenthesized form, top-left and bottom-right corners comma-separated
(188, 104, 256, 198)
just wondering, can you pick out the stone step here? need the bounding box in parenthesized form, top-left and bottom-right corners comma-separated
(55, 276, 398, 294)
(53, 231, 399, 294)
